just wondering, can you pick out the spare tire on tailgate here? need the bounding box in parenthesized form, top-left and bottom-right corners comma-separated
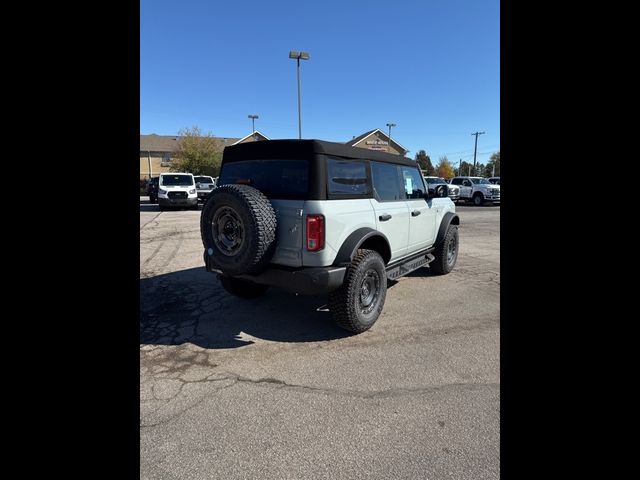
(200, 184, 277, 276)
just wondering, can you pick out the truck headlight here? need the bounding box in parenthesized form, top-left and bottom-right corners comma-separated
(159, 189, 167, 195)
(189, 189, 196, 194)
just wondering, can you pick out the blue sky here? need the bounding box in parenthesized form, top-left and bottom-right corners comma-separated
(141, 0, 499, 165)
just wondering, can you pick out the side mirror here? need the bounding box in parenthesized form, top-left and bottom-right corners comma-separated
(433, 184, 448, 197)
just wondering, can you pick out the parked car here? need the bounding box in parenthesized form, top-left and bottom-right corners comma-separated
(194, 175, 216, 203)
(424, 176, 460, 202)
(157, 172, 198, 211)
(488, 176, 500, 185)
(450, 176, 500, 206)
(200, 139, 459, 333)
(146, 177, 159, 203)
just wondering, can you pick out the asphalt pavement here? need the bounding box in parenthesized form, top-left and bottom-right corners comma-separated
(140, 199, 500, 479)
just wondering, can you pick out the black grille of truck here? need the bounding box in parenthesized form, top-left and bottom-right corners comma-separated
(168, 191, 187, 199)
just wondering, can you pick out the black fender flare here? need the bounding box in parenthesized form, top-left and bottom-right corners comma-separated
(333, 228, 391, 266)
(435, 212, 460, 247)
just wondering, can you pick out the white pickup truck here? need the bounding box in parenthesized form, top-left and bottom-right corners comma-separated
(449, 176, 500, 206)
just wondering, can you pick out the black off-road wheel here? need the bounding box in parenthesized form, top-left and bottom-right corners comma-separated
(430, 224, 459, 275)
(473, 193, 484, 206)
(328, 249, 387, 333)
(201, 184, 277, 276)
(218, 275, 269, 299)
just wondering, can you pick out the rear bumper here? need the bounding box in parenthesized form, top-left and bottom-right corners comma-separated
(204, 251, 346, 295)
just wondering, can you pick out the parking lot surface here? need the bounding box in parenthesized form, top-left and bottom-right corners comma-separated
(140, 200, 500, 479)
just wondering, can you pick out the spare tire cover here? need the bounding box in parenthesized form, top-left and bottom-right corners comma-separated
(200, 184, 277, 276)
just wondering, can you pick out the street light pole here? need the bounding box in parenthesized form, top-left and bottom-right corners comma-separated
(471, 131, 485, 175)
(248, 114, 258, 132)
(386, 123, 396, 153)
(289, 51, 310, 139)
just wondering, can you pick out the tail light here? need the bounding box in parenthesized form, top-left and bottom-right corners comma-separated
(306, 214, 325, 252)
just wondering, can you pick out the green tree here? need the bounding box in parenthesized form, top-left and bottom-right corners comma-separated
(456, 161, 474, 177)
(484, 151, 500, 177)
(414, 150, 434, 175)
(171, 126, 222, 176)
(435, 156, 455, 180)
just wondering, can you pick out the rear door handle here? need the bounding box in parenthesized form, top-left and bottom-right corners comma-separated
(379, 214, 392, 221)
(411, 210, 421, 217)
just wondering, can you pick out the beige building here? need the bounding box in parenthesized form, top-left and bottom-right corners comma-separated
(140, 128, 408, 180)
(139, 131, 269, 180)
(345, 128, 409, 156)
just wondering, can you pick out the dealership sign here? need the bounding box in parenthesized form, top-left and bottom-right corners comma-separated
(366, 139, 389, 146)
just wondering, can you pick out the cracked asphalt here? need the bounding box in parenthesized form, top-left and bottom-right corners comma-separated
(140, 201, 500, 480)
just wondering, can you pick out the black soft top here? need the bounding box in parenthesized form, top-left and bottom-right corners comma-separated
(222, 139, 417, 167)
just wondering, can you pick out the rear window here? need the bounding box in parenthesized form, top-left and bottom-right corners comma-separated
(425, 177, 446, 185)
(194, 176, 213, 183)
(218, 159, 309, 199)
(160, 174, 193, 186)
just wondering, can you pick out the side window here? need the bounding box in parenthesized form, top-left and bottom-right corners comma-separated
(451, 178, 462, 185)
(462, 179, 472, 187)
(327, 158, 371, 198)
(371, 161, 404, 201)
(400, 167, 426, 199)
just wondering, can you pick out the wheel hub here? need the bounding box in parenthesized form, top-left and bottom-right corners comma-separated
(212, 207, 245, 256)
(447, 233, 457, 265)
(359, 270, 380, 314)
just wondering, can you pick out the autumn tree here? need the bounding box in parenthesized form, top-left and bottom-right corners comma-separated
(414, 150, 435, 175)
(435, 156, 455, 180)
(171, 126, 222, 176)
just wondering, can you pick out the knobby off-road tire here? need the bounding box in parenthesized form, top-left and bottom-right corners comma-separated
(200, 184, 277, 276)
(430, 224, 459, 275)
(218, 275, 269, 299)
(473, 193, 484, 206)
(328, 249, 387, 333)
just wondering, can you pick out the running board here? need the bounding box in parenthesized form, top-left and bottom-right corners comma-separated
(386, 252, 435, 280)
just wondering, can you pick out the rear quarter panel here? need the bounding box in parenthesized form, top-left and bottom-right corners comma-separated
(302, 199, 376, 267)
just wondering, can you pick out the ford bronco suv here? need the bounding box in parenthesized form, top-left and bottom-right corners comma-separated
(200, 140, 459, 333)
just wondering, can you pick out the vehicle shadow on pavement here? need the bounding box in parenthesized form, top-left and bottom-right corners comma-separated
(140, 267, 353, 349)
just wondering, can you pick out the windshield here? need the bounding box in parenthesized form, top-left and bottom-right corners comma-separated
(194, 176, 213, 183)
(471, 178, 491, 184)
(160, 174, 194, 186)
(425, 177, 446, 185)
(218, 159, 309, 199)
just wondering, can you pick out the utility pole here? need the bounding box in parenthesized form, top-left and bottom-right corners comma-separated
(459, 158, 462, 176)
(471, 131, 485, 174)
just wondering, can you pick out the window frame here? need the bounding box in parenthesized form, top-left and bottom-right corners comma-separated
(370, 161, 406, 203)
(325, 156, 373, 200)
(399, 166, 428, 200)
